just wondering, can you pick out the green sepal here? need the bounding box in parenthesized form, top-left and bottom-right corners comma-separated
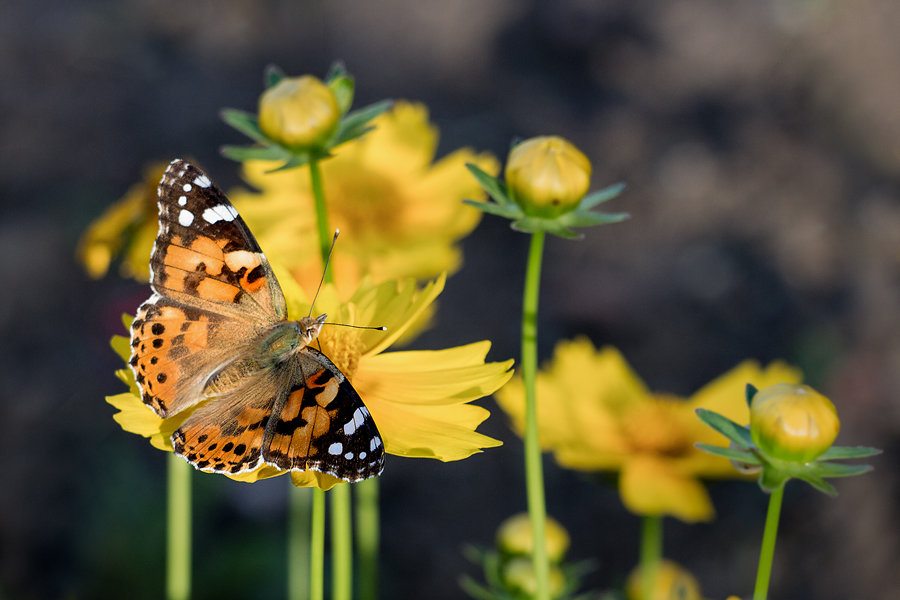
(695, 408, 754, 448)
(695, 442, 761, 463)
(331, 100, 393, 147)
(793, 472, 837, 496)
(462, 199, 522, 219)
(325, 61, 349, 84)
(511, 217, 580, 239)
(465, 163, 515, 206)
(811, 461, 874, 478)
(264, 151, 319, 173)
(328, 73, 355, 116)
(578, 182, 626, 210)
(220, 144, 291, 163)
(558, 209, 630, 228)
(264, 64, 286, 89)
(745, 383, 758, 407)
(816, 445, 882, 461)
(220, 108, 269, 144)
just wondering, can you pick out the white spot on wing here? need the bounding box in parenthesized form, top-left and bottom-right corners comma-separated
(202, 204, 239, 224)
(360, 451, 367, 459)
(344, 452, 354, 460)
(328, 442, 343, 456)
(182, 183, 192, 192)
(343, 419, 356, 436)
(353, 407, 366, 428)
(178, 195, 187, 206)
(178, 209, 194, 227)
(194, 174, 211, 188)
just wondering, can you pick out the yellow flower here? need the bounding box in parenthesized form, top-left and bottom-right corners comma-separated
(502, 556, 567, 599)
(107, 271, 512, 490)
(495, 337, 802, 522)
(505, 136, 591, 217)
(229, 101, 499, 296)
(625, 560, 705, 600)
(77, 162, 166, 281)
(258, 75, 341, 149)
(750, 383, 839, 462)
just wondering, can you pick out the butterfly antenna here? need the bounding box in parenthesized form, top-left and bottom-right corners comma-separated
(308, 229, 340, 318)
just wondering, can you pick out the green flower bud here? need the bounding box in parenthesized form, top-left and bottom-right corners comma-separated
(258, 75, 340, 149)
(750, 383, 840, 462)
(505, 136, 592, 217)
(501, 556, 567, 599)
(496, 513, 570, 563)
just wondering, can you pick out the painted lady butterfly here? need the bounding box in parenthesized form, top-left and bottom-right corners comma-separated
(128, 159, 384, 482)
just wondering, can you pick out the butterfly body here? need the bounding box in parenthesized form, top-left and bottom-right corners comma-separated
(129, 159, 384, 482)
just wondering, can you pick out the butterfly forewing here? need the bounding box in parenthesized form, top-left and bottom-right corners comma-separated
(129, 158, 385, 483)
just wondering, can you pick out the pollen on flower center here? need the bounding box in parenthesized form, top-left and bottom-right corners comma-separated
(322, 328, 363, 380)
(622, 397, 690, 455)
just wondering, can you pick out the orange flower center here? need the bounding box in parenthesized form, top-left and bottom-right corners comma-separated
(621, 396, 691, 455)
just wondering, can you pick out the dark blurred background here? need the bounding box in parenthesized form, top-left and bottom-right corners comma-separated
(2, 1, 898, 598)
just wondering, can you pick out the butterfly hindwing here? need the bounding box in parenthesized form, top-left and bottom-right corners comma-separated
(152, 159, 286, 322)
(263, 348, 384, 480)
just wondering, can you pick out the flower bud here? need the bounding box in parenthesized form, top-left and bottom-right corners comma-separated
(750, 383, 840, 462)
(501, 556, 566, 599)
(496, 513, 570, 563)
(258, 75, 340, 149)
(625, 560, 704, 600)
(505, 136, 591, 217)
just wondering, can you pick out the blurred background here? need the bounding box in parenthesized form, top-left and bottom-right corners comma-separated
(2, 0, 898, 598)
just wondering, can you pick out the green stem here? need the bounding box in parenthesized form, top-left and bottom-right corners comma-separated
(753, 485, 785, 600)
(310, 489, 326, 600)
(288, 486, 311, 600)
(331, 485, 353, 600)
(521, 231, 549, 600)
(355, 479, 380, 600)
(308, 157, 333, 283)
(166, 454, 191, 600)
(639, 515, 663, 600)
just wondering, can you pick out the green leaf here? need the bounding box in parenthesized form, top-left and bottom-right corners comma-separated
(745, 383, 758, 407)
(559, 210, 630, 228)
(325, 61, 349, 83)
(812, 462, 874, 478)
(695, 408, 754, 448)
(220, 144, 290, 163)
(816, 445, 882, 461)
(331, 100, 393, 147)
(578, 182, 626, 209)
(264, 64, 286, 88)
(220, 108, 269, 144)
(511, 217, 581, 239)
(695, 442, 761, 463)
(264, 152, 313, 173)
(795, 472, 837, 496)
(462, 199, 522, 219)
(465, 163, 513, 206)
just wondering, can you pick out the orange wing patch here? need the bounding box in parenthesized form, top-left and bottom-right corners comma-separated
(129, 297, 221, 417)
(173, 400, 272, 474)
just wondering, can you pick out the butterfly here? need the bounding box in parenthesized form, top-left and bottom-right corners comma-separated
(128, 158, 384, 482)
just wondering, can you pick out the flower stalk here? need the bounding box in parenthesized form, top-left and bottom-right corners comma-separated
(753, 484, 784, 600)
(167, 454, 191, 600)
(639, 516, 662, 600)
(355, 479, 380, 600)
(288, 487, 311, 600)
(522, 230, 550, 600)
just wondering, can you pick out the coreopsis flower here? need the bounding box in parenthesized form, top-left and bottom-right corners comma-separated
(625, 560, 705, 600)
(257, 75, 341, 149)
(505, 136, 591, 217)
(466, 135, 627, 239)
(697, 382, 879, 494)
(77, 162, 167, 280)
(494, 337, 802, 522)
(229, 101, 500, 295)
(749, 383, 839, 463)
(107, 272, 512, 490)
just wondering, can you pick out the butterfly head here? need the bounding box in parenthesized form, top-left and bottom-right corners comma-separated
(298, 313, 328, 346)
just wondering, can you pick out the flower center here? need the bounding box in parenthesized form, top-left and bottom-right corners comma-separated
(622, 396, 691, 455)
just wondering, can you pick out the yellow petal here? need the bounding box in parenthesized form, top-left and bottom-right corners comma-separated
(619, 456, 715, 522)
(107, 392, 182, 452)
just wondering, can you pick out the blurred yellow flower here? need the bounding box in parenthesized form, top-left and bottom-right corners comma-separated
(625, 560, 705, 600)
(495, 337, 802, 522)
(496, 512, 570, 563)
(505, 135, 591, 217)
(107, 271, 512, 490)
(77, 162, 166, 280)
(229, 101, 500, 296)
